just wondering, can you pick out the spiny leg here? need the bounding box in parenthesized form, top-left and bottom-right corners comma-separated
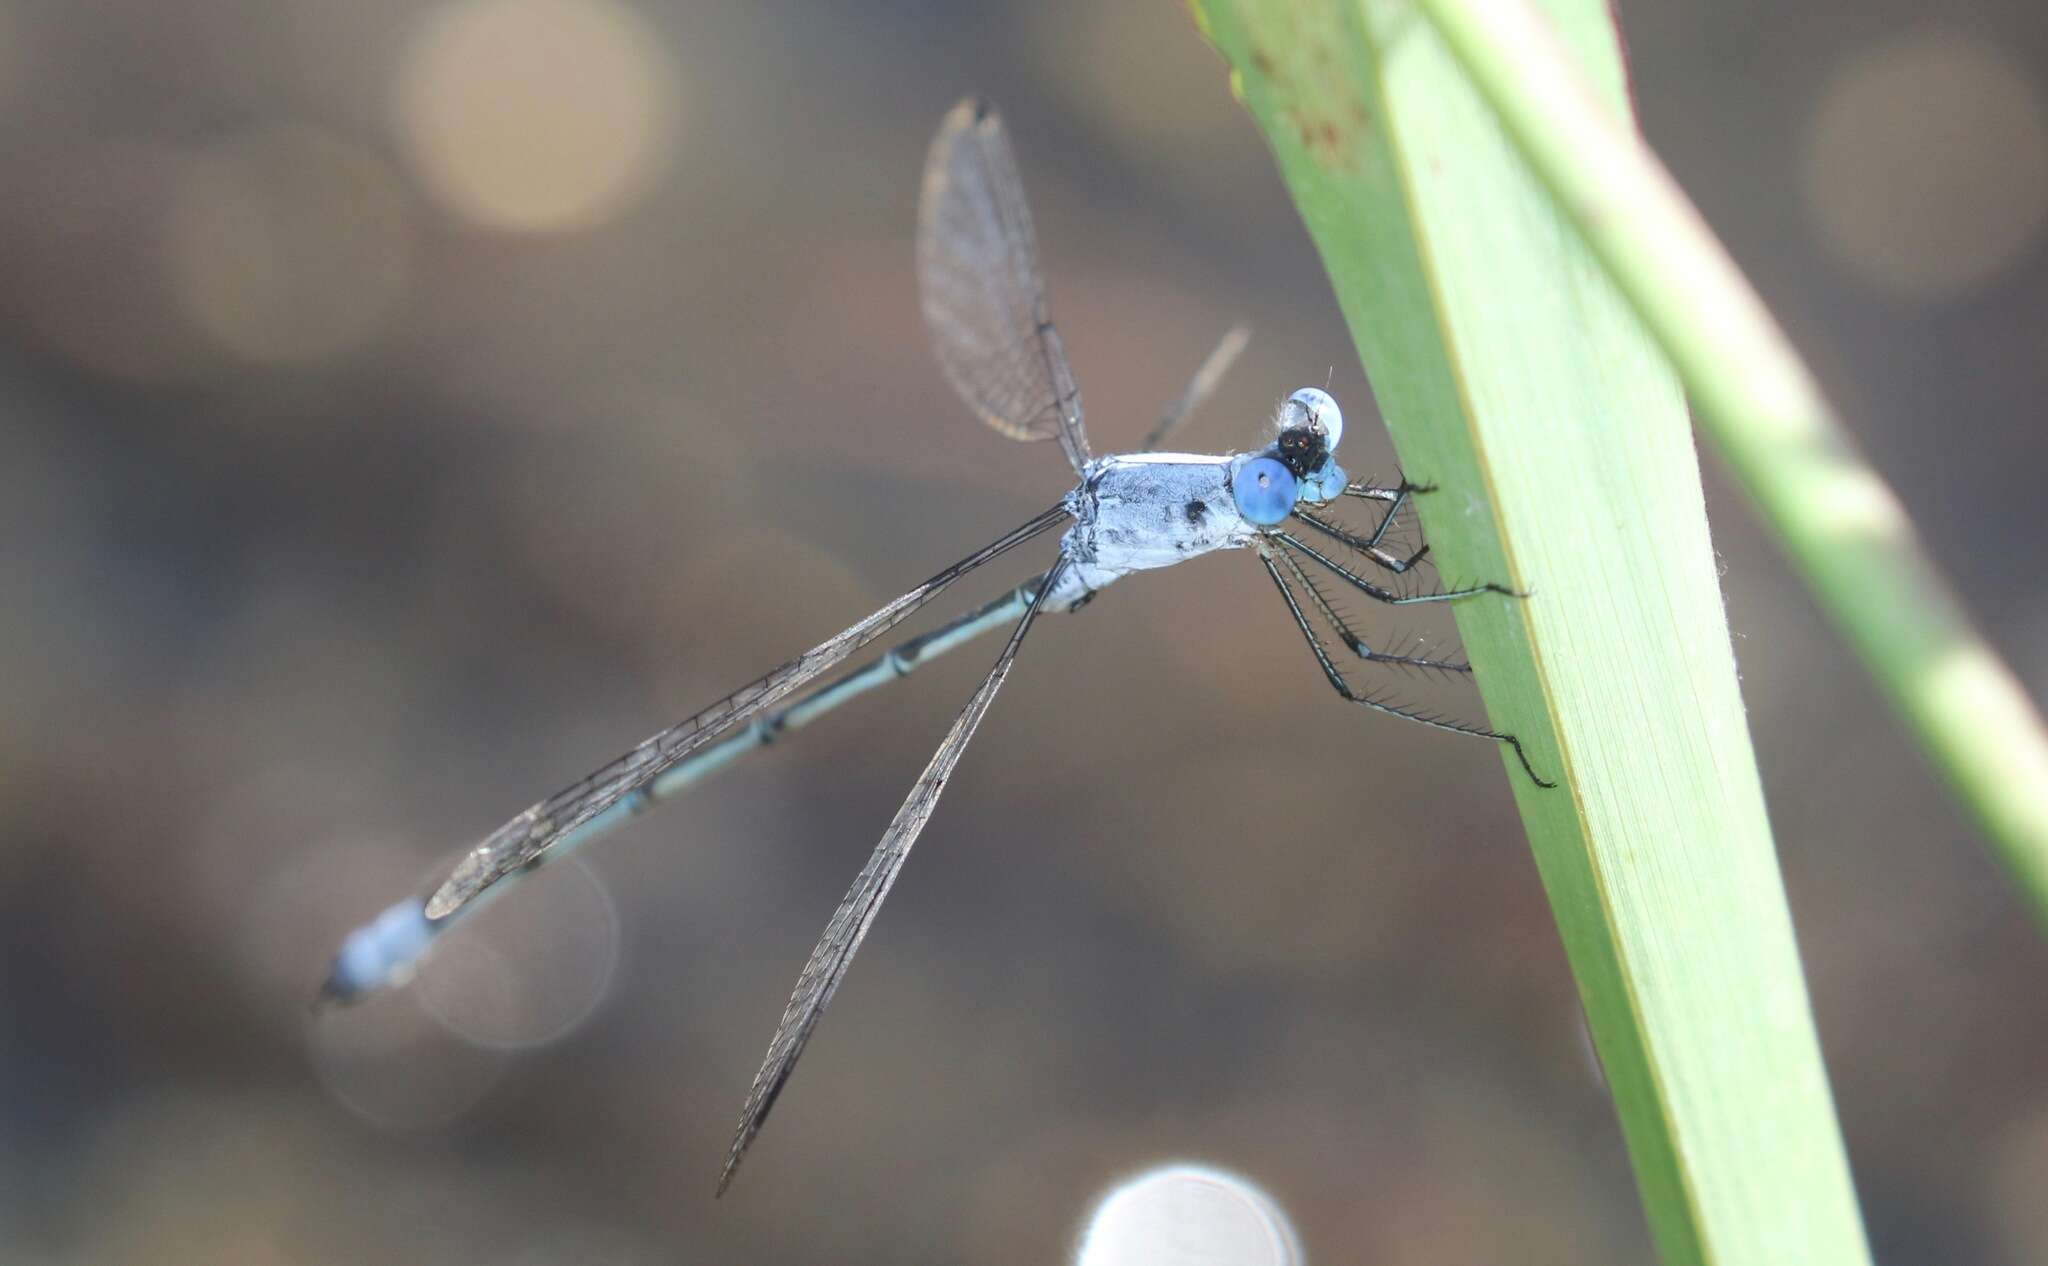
(1356, 479, 1415, 551)
(1341, 476, 1435, 507)
(1272, 546, 1472, 675)
(1274, 532, 1522, 606)
(1139, 323, 1251, 453)
(1257, 551, 1554, 788)
(1291, 505, 1430, 576)
(1309, 476, 1446, 573)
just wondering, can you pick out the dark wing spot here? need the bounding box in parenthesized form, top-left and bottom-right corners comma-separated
(1185, 499, 1209, 525)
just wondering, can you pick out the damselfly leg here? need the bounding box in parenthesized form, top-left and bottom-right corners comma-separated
(1292, 485, 1435, 575)
(1272, 531, 1523, 607)
(1270, 547, 1474, 675)
(1256, 549, 1554, 787)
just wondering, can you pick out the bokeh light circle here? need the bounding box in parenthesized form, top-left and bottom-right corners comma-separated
(306, 992, 509, 1130)
(1800, 31, 2048, 299)
(412, 854, 622, 1050)
(166, 124, 415, 366)
(393, 0, 680, 233)
(1078, 1164, 1302, 1266)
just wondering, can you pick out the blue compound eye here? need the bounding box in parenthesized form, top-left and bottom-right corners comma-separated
(1232, 456, 1298, 525)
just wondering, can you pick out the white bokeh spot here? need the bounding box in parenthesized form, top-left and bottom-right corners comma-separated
(1078, 1164, 1302, 1266)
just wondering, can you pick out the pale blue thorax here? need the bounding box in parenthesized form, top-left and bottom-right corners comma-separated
(1045, 387, 1348, 610)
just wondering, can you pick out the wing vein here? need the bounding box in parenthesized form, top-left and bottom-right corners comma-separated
(917, 97, 1090, 472)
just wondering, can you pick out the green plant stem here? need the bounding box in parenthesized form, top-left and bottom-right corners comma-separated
(1193, 1, 1871, 1262)
(1415, 0, 2048, 918)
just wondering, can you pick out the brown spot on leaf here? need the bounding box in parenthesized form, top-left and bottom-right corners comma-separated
(1286, 106, 1361, 168)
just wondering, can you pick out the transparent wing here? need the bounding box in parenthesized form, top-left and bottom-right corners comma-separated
(420, 504, 1070, 924)
(917, 97, 1090, 473)
(716, 558, 1071, 1194)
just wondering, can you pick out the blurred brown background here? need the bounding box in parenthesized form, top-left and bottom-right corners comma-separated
(2, 0, 2046, 1262)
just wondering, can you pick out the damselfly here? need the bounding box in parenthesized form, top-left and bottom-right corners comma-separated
(321, 97, 1552, 1193)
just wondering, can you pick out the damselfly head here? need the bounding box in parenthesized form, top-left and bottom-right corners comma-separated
(1273, 387, 1343, 481)
(1280, 387, 1344, 453)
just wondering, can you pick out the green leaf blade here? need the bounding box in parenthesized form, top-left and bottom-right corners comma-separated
(1193, 2, 1871, 1262)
